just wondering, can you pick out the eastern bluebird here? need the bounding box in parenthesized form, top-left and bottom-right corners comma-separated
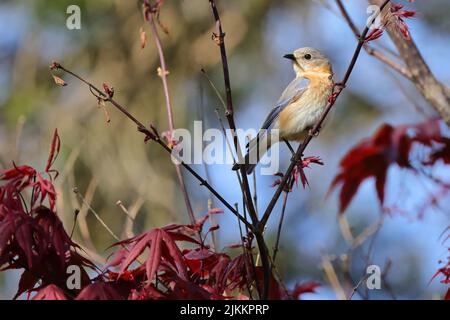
(233, 47, 334, 174)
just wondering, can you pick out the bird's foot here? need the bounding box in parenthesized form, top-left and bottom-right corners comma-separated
(334, 82, 346, 91)
(308, 126, 321, 137)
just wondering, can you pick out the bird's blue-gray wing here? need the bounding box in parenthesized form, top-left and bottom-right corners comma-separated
(260, 76, 309, 130)
(237, 77, 309, 173)
(245, 76, 308, 150)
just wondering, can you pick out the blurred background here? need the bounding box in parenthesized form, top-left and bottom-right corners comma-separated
(0, 0, 449, 299)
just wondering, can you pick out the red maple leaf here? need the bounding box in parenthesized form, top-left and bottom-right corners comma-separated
(33, 284, 67, 300)
(129, 284, 167, 300)
(0, 212, 48, 269)
(114, 228, 189, 282)
(166, 276, 214, 300)
(76, 282, 124, 300)
(207, 254, 231, 294)
(223, 253, 254, 292)
(45, 129, 60, 177)
(33, 206, 80, 267)
(291, 281, 321, 299)
(254, 267, 289, 300)
(330, 120, 449, 213)
(14, 270, 39, 300)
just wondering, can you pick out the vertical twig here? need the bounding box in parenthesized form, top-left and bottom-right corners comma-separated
(197, 82, 218, 250)
(322, 255, 347, 300)
(235, 203, 255, 299)
(272, 189, 290, 263)
(145, 7, 196, 225)
(208, 0, 272, 299)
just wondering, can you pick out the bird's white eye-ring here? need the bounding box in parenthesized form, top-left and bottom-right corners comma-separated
(304, 54, 312, 60)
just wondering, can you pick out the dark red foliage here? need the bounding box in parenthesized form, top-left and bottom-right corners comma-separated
(45, 129, 60, 175)
(207, 254, 232, 293)
(0, 211, 48, 269)
(364, 2, 416, 43)
(432, 254, 450, 287)
(390, 3, 417, 40)
(33, 284, 67, 300)
(166, 276, 218, 300)
(291, 281, 321, 299)
(76, 282, 123, 300)
(431, 229, 450, 300)
(108, 224, 258, 299)
(129, 284, 167, 300)
(293, 156, 324, 188)
(271, 156, 323, 189)
(365, 28, 384, 42)
(428, 139, 450, 164)
(102, 206, 272, 300)
(331, 120, 450, 213)
(1, 130, 60, 211)
(0, 130, 95, 299)
(255, 267, 288, 300)
(114, 228, 189, 282)
(1, 130, 322, 300)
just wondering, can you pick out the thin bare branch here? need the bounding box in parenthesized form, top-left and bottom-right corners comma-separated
(145, 9, 196, 225)
(73, 186, 121, 242)
(335, 0, 412, 80)
(272, 190, 289, 263)
(208, 0, 271, 299)
(51, 62, 253, 231)
(369, 0, 450, 125)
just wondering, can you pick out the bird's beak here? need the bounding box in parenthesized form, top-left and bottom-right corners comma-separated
(283, 53, 296, 62)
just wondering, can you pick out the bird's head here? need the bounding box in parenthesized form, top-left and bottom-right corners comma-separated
(284, 47, 332, 77)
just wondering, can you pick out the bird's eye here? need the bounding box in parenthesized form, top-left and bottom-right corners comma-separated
(304, 54, 312, 60)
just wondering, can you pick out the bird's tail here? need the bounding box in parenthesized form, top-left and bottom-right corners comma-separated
(232, 131, 276, 175)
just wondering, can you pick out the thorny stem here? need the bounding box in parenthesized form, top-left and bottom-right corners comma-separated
(146, 9, 196, 226)
(52, 62, 253, 231)
(259, 0, 391, 229)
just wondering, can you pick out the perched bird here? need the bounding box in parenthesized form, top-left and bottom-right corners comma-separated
(233, 47, 334, 174)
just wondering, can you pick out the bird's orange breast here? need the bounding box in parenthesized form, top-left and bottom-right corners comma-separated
(277, 73, 333, 141)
